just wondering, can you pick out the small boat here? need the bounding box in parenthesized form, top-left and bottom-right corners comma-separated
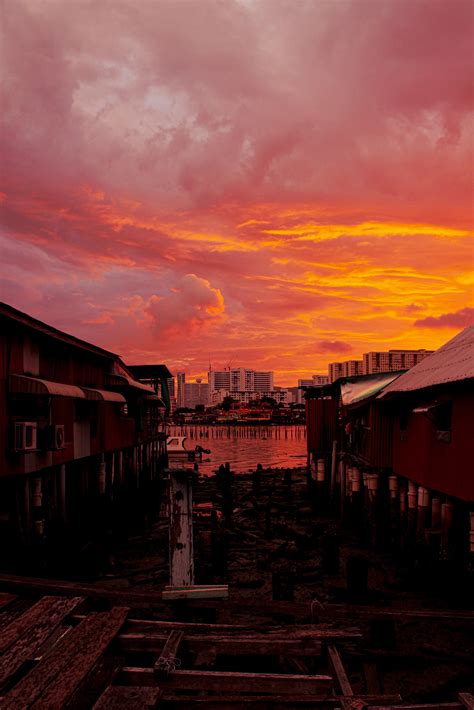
(167, 436, 210, 461)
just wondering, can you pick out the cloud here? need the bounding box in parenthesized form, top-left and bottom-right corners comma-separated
(316, 340, 353, 355)
(414, 307, 474, 329)
(144, 274, 225, 338)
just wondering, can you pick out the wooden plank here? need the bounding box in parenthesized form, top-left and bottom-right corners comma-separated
(119, 633, 322, 657)
(459, 694, 474, 710)
(93, 686, 162, 709)
(118, 618, 361, 640)
(162, 587, 228, 600)
(2, 607, 128, 709)
(0, 596, 81, 654)
(157, 694, 403, 707)
(65, 655, 123, 710)
(363, 661, 381, 695)
(0, 593, 16, 611)
(154, 630, 183, 678)
(327, 645, 353, 697)
(120, 668, 332, 694)
(367, 705, 462, 710)
(0, 596, 83, 686)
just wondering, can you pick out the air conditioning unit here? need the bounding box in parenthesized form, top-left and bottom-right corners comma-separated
(51, 424, 65, 450)
(14, 422, 38, 452)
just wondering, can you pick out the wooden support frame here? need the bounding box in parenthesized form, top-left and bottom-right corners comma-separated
(327, 645, 353, 697)
(154, 630, 183, 679)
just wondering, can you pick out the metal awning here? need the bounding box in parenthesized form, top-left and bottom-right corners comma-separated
(10, 374, 86, 399)
(142, 394, 165, 406)
(82, 388, 126, 403)
(340, 372, 403, 407)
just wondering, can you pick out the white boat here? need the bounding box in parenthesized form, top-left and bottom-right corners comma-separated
(166, 436, 210, 461)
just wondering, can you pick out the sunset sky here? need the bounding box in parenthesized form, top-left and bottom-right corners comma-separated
(1, 0, 473, 385)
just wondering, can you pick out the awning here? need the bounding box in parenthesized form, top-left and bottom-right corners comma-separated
(105, 372, 155, 394)
(340, 372, 403, 407)
(82, 388, 126, 403)
(142, 394, 165, 406)
(10, 374, 86, 399)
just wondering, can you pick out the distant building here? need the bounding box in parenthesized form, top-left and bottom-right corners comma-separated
(208, 368, 274, 394)
(363, 349, 433, 374)
(176, 372, 186, 408)
(211, 389, 289, 406)
(183, 379, 209, 409)
(312, 374, 329, 385)
(298, 379, 314, 388)
(328, 362, 346, 382)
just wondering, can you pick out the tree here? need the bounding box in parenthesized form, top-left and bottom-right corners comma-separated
(260, 396, 278, 408)
(221, 395, 235, 411)
(195, 404, 205, 413)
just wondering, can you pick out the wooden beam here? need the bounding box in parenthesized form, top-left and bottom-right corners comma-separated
(0, 593, 16, 611)
(154, 630, 184, 679)
(93, 686, 162, 709)
(162, 586, 228, 600)
(119, 633, 322, 657)
(327, 645, 353, 697)
(157, 694, 403, 707)
(120, 667, 332, 694)
(367, 704, 462, 710)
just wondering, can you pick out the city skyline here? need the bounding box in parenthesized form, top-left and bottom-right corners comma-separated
(1, 0, 473, 384)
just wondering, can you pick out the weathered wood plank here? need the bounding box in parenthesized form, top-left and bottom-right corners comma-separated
(2, 607, 128, 709)
(119, 632, 322, 657)
(158, 694, 403, 707)
(154, 630, 183, 678)
(120, 667, 332, 694)
(162, 587, 228, 600)
(65, 655, 123, 710)
(93, 685, 162, 709)
(363, 661, 381, 695)
(328, 645, 352, 697)
(0, 596, 83, 687)
(367, 705, 462, 710)
(0, 596, 81, 654)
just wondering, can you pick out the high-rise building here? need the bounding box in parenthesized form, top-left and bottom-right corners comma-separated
(363, 349, 433, 374)
(177, 372, 186, 408)
(208, 368, 274, 394)
(183, 379, 209, 409)
(345, 360, 363, 377)
(328, 362, 346, 382)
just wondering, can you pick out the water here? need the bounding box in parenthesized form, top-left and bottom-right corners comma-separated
(167, 424, 307, 475)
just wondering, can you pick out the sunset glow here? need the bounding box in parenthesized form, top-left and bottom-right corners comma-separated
(1, 0, 473, 384)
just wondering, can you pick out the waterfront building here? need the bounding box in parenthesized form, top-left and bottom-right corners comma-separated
(0, 301, 170, 548)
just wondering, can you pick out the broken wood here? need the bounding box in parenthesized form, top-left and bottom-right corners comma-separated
(162, 585, 228, 600)
(328, 645, 353, 697)
(154, 630, 183, 678)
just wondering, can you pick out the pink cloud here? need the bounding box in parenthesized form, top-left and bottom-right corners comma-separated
(317, 341, 353, 355)
(414, 307, 474, 329)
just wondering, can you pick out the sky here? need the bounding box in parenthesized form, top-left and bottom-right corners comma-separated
(1, 0, 473, 385)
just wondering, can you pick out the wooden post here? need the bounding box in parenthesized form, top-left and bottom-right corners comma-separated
(407, 480, 417, 545)
(339, 460, 346, 518)
(388, 475, 399, 546)
(417, 486, 430, 539)
(330, 440, 337, 502)
(98, 455, 106, 495)
(169, 468, 194, 587)
(431, 497, 441, 528)
(115, 451, 123, 488)
(59, 464, 66, 522)
(367, 473, 379, 545)
(441, 501, 454, 558)
(23, 477, 31, 539)
(32, 476, 44, 537)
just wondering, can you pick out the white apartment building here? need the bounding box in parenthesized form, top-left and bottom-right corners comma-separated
(211, 389, 289, 405)
(208, 368, 274, 393)
(328, 362, 347, 382)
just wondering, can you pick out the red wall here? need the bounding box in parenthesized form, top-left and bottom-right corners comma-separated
(392, 388, 474, 502)
(306, 397, 337, 455)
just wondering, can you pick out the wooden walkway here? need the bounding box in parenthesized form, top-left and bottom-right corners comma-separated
(0, 591, 472, 709)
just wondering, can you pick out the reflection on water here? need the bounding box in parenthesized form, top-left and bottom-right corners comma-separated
(168, 424, 307, 474)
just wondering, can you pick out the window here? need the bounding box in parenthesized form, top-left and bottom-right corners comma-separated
(433, 401, 452, 443)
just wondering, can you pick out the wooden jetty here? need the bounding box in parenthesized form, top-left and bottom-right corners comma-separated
(0, 588, 473, 708)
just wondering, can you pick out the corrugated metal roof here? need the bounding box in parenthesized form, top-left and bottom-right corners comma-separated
(340, 372, 403, 406)
(378, 324, 474, 397)
(82, 388, 126, 403)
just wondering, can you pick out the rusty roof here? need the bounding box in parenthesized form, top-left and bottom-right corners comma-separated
(378, 324, 474, 397)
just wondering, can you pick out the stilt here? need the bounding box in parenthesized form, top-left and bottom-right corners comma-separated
(417, 486, 430, 540)
(98, 455, 106, 495)
(441, 501, 454, 558)
(330, 440, 337, 502)
(23, 477, 31, 539)
(59, 464, 66, 522)
(32, 476, 44, 538)
(407, 480, 417, 546)
(431, 497, 441, 529)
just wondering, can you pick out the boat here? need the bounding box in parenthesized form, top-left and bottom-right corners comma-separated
(166, 435, 210, 461)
